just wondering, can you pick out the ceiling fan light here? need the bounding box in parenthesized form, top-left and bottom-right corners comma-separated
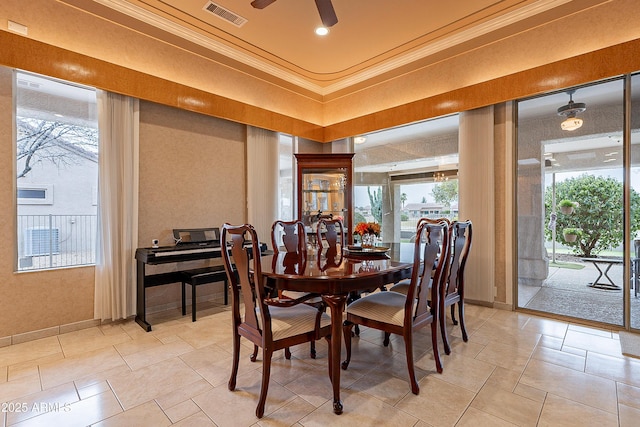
(315, 26, 329, 36)
(557, 91, 586, 131)
(561, 117, 583, 131)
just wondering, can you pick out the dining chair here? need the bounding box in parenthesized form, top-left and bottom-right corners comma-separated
(221, 223, 332, 418)
(439, 220, 473, 354)
(341, 221, 449, 394)
(271, 219, 307, 256)
(389, 217, 451, 294)
(271, 219, 324, 359)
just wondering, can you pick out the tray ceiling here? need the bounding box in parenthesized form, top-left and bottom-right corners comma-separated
(61, 0, 605, 96)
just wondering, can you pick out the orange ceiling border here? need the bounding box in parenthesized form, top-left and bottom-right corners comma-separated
(324, 38, 640, 141)
(2, 30, 639, 143)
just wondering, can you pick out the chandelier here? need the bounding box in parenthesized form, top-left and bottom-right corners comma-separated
(434, 171, 449, 182)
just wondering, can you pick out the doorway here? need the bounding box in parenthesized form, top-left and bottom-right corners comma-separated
(516, 77, 640, 329)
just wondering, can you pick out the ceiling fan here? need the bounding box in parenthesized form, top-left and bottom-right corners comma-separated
(251, 0, 338, 27)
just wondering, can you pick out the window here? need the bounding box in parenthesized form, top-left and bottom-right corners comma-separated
(353, 115, 459, 243)
(15, 71, 98, 271)
(17, 185, 53, 204)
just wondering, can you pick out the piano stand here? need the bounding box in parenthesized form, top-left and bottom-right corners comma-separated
(181, 266, 228, 322)
(136, 265, 186, 331)
(135, 239, 266, 331)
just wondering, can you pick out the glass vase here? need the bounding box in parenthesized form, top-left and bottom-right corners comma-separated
(362, 233, 375, 248)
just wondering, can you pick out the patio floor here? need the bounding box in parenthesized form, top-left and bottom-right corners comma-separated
(519, 258, 640, 329)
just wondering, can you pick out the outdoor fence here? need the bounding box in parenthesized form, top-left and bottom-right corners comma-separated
(17, 214, 97, 271)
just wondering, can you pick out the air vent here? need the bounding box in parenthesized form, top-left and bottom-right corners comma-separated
(203, 1, 248, 27)
(24, 228, 60, 257)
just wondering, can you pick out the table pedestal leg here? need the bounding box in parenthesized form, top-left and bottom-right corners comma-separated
(322, 293, 346, 415)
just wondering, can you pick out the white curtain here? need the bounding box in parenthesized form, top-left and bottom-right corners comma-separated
(246, 126, 279, 245)
(94, 91, 139, 321)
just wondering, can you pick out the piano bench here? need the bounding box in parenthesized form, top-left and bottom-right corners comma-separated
(181, 266, 228, 322)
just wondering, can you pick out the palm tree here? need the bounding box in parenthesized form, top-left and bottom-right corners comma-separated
(401, 192, 407, 208)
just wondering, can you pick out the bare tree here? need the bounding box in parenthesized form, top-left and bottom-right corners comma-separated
(16, 117, 98, 179)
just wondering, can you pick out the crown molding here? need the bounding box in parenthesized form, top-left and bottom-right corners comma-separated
(90, 0, 571, 97)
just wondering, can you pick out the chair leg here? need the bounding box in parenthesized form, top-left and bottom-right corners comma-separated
(192, 284, 197, 322)
(310, 340, 316, 359)
(285, 347, 292, 360)
(403, 332, 419, 395)
(181, 282, 187, 316)
(223, 279, 228, 305)
(256, 347, 272, 418)
(431, 322, 443, 374)
(440, 302, 451, 355)
(250, 345, 258, 362)
(341, 321, 354, 370)
(458, 301, 468, 342)
(383, 332, 391, 347)
(228, 331, 240, 391)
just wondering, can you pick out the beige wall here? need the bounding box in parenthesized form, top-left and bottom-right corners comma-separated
(137, 101, 246, 311)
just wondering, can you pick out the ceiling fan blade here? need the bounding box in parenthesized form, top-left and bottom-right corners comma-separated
(315, 0, 338, 27)
(251, 0, 277, 9)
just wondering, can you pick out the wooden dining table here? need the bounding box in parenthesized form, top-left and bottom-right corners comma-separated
(261, 243, 414, 414)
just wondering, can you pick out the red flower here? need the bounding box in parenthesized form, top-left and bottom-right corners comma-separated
(354, 222, 380, 236)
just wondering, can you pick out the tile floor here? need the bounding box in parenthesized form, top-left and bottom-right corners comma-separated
(1, 302, 640, 426)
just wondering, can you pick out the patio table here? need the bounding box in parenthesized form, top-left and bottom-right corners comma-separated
(583, 257, 623, 290)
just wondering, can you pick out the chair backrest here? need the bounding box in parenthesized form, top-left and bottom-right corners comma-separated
(443, 220, 473, 298)
(411, 217, 451, 242)
(271, 220, 307, 255)
(316, 218, 345, 249)
(221, 223, 270, 338)
(406, 221, 450, 322)
(316, 218, 345, 269)
(417, 217, 451, 227)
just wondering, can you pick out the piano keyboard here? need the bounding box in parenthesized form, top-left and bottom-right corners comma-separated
(150, 243, 257, 258)
(154, 246, 222, 257)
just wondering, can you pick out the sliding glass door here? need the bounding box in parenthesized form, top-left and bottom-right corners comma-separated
(630, 73, 640, 330)
(517, 79, 627, 326)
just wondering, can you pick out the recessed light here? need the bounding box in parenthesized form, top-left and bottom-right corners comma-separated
(315, 26, 329, 36)
(354, 136, 366, 144)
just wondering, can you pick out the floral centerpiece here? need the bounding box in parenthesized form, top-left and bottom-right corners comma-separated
(354, 222, 381, 247)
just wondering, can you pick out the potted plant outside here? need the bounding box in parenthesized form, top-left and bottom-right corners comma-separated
(559, 199, 576, 215)
(562, 227, 582, 243)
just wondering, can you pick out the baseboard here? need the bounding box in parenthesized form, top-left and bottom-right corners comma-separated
(1, 318, 101, 348)
(493, 301, 513, 311)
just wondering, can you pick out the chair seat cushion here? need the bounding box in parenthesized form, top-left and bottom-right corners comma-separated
(347, 291, 407, 326)
(258, 304, 331, 341)
(388, 281, 409, 295)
